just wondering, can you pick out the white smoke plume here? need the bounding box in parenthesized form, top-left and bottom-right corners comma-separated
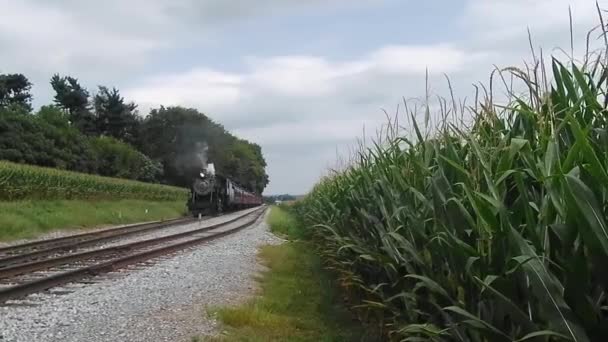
(195, 141, 209, 170)
(173, 140, 211, 180)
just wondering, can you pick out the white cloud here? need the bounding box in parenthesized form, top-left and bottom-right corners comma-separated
(239, 45, 469, 98)
(126, 44, 474, 117)
(234, 117, 386, 146)
(0, 0, 361, 74)
(246, 57, 357, 97)
(464, 0, 600, 40)
(0, 0, 361, 95)
(0, 1, 164, 74)
(369, 45, 468, 74)
(127, 69, 242, 111)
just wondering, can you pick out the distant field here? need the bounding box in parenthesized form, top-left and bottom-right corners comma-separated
(0, 161, 188, 241)
(0, 160, 188, 201)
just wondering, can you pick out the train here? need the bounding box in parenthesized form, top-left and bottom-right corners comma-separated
(187, 163, 262, 216)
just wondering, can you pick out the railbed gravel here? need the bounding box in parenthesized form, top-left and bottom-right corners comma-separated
(0, 209, 284, 342)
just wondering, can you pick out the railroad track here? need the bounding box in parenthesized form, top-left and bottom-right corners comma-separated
(0, 217, 194, 267)
(0, 207, 266, 304)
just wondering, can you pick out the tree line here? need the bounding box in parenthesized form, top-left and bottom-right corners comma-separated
(263, 194, 298, 203)
(0, 73, 269, 193)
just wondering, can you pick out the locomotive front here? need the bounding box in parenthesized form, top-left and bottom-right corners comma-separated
(191, 163, 216, 195)
(187, 163, 220, 216)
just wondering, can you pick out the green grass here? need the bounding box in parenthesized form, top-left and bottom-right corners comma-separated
(198, 207, 371, 342)
(266, 204, 307, 239)
(0, 199, 186, 241)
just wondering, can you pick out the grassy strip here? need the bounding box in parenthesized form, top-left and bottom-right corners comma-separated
(265, 204, 306, 239)
(199, 206, 369, 342)
(0, 199, 186, 242)
(0, 160, 188, 201)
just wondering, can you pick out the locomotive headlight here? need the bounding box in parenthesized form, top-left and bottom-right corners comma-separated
(199, 172, 205, 179)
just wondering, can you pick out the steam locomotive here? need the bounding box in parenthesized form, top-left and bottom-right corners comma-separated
(187, 163, 262, 216)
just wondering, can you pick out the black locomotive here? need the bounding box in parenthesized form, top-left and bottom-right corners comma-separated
(187, 163, 262, 216)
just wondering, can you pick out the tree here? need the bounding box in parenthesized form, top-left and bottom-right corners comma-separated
(50, 74, 96, 134)
(0, 73, 33, 111)
(222, 140, 269, 193)
(89, 136, 162, 181)
(0, 106, 98, 172)
(139, 106, 269, 192)
(0, 73, 269, 191)
(94, 86, 139, 144)
(139, 106, 212, 186)
(37, 105, 70, 129)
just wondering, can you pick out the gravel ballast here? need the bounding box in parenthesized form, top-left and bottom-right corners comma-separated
(0, 210, 283, 342)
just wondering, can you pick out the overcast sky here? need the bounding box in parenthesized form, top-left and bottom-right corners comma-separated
(0, 0, 601, 194)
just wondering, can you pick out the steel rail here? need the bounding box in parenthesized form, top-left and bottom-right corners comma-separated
(0, 216, 217, 268)
(0, 207, 266, 303)
(0, 217, 190, 255)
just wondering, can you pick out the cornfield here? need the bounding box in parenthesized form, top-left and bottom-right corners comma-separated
(297, 20, 608, 342)
(0, 161, 188, 201)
